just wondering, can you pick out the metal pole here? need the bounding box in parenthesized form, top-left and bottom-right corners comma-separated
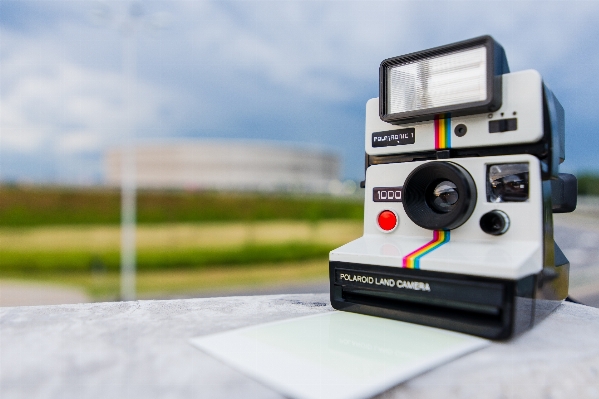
(120, 7, 139, 301)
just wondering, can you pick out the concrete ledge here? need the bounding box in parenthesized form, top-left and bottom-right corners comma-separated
(1, 294, 598, 399)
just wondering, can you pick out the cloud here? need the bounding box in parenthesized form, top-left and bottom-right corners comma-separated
(2, 0, 599, 182)
(0, 30, 185, 156)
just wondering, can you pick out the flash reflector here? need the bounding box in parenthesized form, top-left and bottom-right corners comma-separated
(387, 46, 487, 114)
(380, 36, 509, 124)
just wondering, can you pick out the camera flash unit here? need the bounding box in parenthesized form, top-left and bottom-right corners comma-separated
(380, 36, 509, 124)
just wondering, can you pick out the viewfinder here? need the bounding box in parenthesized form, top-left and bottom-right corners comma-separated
(487, 163, 529, 202)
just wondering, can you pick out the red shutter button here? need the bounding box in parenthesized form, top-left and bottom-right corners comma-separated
(378, 210, 398, 232)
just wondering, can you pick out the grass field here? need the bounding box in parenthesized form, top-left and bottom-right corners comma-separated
(0, 220, 361, 251)
(0, 220, 363, 299)
(0, 186, 364, 300)
(0, 220, 361, 272)
(0, 186, 363, 226)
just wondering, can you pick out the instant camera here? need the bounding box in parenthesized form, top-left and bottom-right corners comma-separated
(329, 36, 577, 339)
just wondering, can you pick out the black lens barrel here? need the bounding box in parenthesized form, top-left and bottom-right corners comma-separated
(480, 210, 510, 235)
(403, 161, 477, 231)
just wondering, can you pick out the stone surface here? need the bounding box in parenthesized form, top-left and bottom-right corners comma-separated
(1, 294, 598, 399)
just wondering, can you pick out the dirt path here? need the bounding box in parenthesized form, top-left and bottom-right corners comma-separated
(0, 280, 90, 307)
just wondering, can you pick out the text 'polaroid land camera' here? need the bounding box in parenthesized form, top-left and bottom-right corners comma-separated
(329, 36, 578, 339)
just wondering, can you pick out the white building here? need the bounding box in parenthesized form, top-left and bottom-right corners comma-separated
(105, 140, 341, 192)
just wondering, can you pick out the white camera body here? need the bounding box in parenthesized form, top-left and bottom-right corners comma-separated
(329, 60, 573, 340)
(331, 154, 543, 280)
(366, 70, 544, 156)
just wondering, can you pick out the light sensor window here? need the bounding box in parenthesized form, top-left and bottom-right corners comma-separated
(487, 163, 529, 202)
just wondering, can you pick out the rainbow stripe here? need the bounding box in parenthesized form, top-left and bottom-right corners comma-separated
(434, 114, 451, 150)
(402, 230, 450, 269)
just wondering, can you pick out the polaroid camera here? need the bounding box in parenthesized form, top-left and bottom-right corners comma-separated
(329, 36, 577, 340)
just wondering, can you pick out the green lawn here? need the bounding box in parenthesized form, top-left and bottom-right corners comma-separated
(0, 186, 363, 300)
(0, 186, 363, 226)
(0, 242, 334, 273)
(0, 220, 361, 272)
(0, 219, 362, 299)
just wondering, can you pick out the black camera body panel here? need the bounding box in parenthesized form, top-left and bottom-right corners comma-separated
(331, 261, 534, 340)
(330, 257, 570, 340)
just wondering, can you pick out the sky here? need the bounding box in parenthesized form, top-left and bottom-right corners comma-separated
(1, 0, 599, 184)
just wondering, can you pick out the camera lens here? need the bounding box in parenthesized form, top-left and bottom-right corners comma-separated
(403, 161, 477, 230)
(480, 210, 510, 235)
(430, 181, 459, 213)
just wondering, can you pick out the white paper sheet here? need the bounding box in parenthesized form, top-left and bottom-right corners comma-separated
(190, 311, 489, 399)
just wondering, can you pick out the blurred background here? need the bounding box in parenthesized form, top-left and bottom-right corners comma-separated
(1, 0, 599, 307)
